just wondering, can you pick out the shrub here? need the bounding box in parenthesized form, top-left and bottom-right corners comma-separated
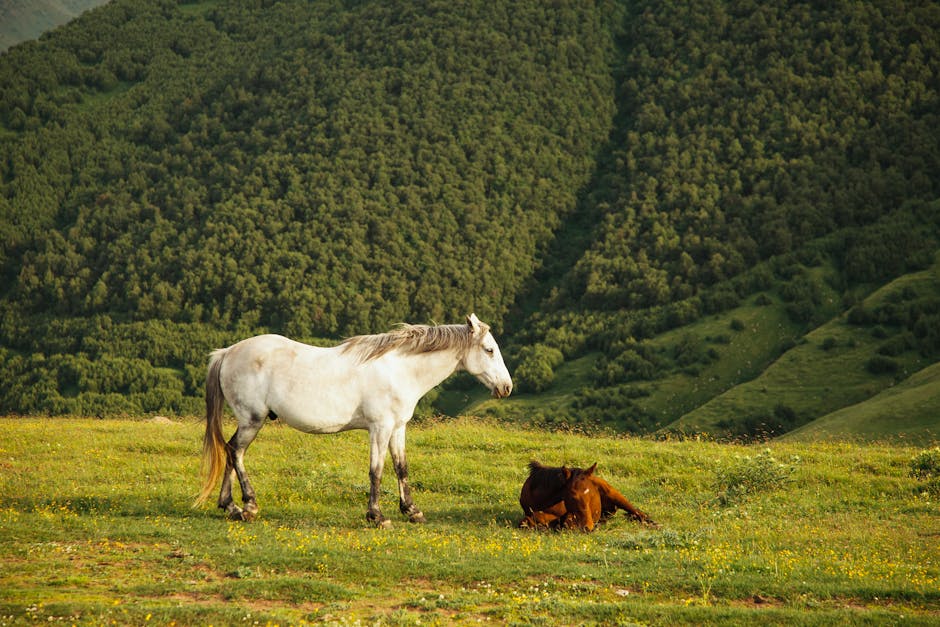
(673, 333, 715, 367)
(713, 449, 799, 504)
(866, 354, 899, 375)
(514, 344, 564, 393)
(543, 327, 586, 359)
(753, 293, 772, 306)
(701, 286, 741, 314)
(716, 404, 799, 441)
(909, 448, 940, 480)
(909, 448, 940, 498)
(594, 347, 660, 385)
(877, 333, 914, 357)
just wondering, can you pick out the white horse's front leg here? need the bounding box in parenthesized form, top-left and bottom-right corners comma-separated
(389, 424, 425, 523)
(366, 426, 394, 528)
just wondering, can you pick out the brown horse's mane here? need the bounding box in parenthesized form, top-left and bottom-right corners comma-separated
(525, 461, 596, 498)
(527, 461, 575, 488)
(339, 322, 484, 363)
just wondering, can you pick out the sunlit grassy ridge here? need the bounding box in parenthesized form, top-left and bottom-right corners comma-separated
(1, 417, 937, 625)
(784, 361, 940, 444)
(670, 258, 940, 442)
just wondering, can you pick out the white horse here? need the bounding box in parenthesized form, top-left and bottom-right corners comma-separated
(194, 314, 512, 527)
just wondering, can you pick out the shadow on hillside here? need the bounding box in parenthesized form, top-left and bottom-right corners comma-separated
(504, 16, 636, 334)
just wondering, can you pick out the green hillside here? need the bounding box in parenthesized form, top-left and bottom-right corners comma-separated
(0, 0, 109, 51)
(1, 0, 939, 440)
(663, 253, 940, 443)
(783, 360, 940, 444)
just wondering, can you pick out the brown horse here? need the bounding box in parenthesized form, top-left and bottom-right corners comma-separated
(518, 461, 656, 531)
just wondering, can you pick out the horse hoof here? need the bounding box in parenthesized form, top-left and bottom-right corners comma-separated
(243, 503, 259, 521)
(367, 512, 393, 529)
(408, 511, 426, 524)
(227, 507, 244, 521)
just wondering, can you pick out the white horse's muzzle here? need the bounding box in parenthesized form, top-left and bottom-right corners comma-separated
(491, 382, 513, 399)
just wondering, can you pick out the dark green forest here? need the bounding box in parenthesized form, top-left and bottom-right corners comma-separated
(1, 0, 939, 439)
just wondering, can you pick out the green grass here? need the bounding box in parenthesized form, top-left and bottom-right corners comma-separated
(784, 361, 940, 443)
(177, 0, 222, 17)
(74, 80, 134, 111)
(1, 416, 937, 625)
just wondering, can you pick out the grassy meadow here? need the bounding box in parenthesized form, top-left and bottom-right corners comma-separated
(0, 416, 937, 625)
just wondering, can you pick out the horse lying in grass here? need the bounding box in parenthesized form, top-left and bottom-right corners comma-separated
(518, 461, 657, 531)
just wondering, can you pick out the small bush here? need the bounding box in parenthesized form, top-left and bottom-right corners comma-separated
(909, 448, 940, 498)
(713, 449, 799, 504)
(514, 344, 564, 393)
(594, 347, 660, 385)
(754, 293, 773, 306)
(877, 332, 914, 357)
(866, 354, 899, 374)
(673, 333, 715, 367)
(909, 448, 940, 480)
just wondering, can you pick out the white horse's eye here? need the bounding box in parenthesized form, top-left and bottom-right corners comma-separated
(484, 347, 495, 355)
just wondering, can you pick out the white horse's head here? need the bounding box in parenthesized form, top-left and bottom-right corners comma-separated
(461, 314, 513, 399)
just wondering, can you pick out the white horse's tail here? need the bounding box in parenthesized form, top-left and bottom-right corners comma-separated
(194, 349, 228, 507)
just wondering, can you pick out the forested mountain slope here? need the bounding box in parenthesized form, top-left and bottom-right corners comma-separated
(502, 0, 940, 440)
(1, 0, 939, 440)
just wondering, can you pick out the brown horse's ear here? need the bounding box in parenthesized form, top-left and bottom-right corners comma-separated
(562, 466, 571, 480)
(586, 462, 597, 476)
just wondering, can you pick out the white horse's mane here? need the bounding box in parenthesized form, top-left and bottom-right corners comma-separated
(339, 322, 487, 363)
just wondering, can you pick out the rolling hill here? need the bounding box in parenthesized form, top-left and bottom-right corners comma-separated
(1, 0, 939, 441)
(783, 360, 940, 443)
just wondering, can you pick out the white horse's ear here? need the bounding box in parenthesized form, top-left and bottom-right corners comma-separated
(466, 313, 481, 334)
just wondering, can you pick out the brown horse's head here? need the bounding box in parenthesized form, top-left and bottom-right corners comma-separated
(561, 462, 602, 531)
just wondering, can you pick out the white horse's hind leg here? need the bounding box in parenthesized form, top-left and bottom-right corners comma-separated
(366, 426, 394, 528)
(218, 464, 240, 519)
(219, 416, 264, 521)
(389, 425, 425, 523)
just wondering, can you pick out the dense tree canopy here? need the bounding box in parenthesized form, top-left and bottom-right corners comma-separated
(1, 0, 939, 428)
(1, 0, 618, 336)
(549, 0, 940, 312)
